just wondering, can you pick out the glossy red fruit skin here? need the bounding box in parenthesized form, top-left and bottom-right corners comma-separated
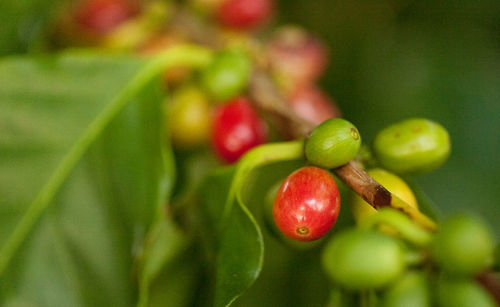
(289, 85, 341, 125)
(216, 0, 273, 30)
(212, 97, 268, 163)
(273, 166, 341, 241)
(75, 0, 139, 34)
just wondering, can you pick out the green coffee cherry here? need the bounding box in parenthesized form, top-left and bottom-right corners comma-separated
(373, 118, 450, 173)
(431, 214, 494, 276)
(201, 49, 251, 101)
(305, 118, 361, 169)
(437, 277, 496, 307)
(382, 272, 431, 307)
(322, 228, 405, 290)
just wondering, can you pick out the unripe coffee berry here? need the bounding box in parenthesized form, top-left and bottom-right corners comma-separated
(74, 0, 139, 34)
(167, 86, 211, 148)
(216, 0, 273, 30)
(273, 166, 340, 241)
(288, 85, 341, 126)
(431, 214, 494, 275)
(373, 118, 450, 174)
(351, 168, 418, 223)
(322, 228, 405, 290)
(381, 272, 431, 307)
(201, 49, 251, 101)
(437, 277, 496, 307)
(212, 97, 267, 163)
(305, 118, 361, 169)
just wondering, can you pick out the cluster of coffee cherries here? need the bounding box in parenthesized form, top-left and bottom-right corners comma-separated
(268, 118, 496, 306)
(62, 0, 498, 306)
(62, 0, 338, 163)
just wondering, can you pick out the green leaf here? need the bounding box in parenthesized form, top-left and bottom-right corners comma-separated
(146, 246, 203, 307)
(137, 216, 189, 307)
(0, 45, 212, 306)
(0, 52, 170, 305)
(198, 141, 304, 307)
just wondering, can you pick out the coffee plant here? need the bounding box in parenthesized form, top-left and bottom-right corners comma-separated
(0, 0, 499, 306)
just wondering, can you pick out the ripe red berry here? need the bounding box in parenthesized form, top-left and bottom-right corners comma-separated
(267, 26, 328, 89)
(288, 85, 341, 125)
(212, 97, 268, 163)
(74, 0, 139, 34)
(273, 166, 341, 241)
(216, 0, 273, 30)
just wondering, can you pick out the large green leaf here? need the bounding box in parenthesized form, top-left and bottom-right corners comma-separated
(0, 52, 173, 306)
(0, 45, 212, 306)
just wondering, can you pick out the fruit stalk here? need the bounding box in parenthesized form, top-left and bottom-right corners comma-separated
(476, 272, 500, 304)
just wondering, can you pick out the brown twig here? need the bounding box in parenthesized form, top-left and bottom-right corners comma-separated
(476, 271, 500, 305)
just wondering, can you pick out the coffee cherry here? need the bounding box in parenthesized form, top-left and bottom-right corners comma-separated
(74, 0, 139, 34)
(373, 118, 451, 174)
(322, 228, 405, 290)
(305, 118, 361, 169)
(381, 272, 431, 307)
(351, 168, 418, 223)
(288, 85, 341, 126)
(212, 97, 267, 163)
(264, 181, 320, 249)
(437, 277, 496, 307)
(431, 214, 494, 275)
(267, 26, 328, 90)
(201, 49, 251, 101)
(273, 166, 340, 241)
(167, 86, 211, 148)
(216, 0, 273, 30)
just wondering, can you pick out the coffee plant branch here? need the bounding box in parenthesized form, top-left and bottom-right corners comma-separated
(169, 7, 436, 231)
(167, 7, 500, 301)
(248, 68, 437, 231)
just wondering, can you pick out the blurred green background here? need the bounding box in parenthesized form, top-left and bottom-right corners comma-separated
(278, 0, 500, 235)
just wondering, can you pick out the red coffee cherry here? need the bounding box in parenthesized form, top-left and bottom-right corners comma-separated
(267, 26, 328, 89)
(288, 85, 341, 125)
(216, 0, 273, 30)
(74, 0, 139, 34)
(273, 166, 341, 241)
(212, 97, 268, 163)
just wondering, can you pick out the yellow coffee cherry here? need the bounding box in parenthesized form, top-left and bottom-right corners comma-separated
(167, 85, 211, 148)
(351, 168, 418, 223)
